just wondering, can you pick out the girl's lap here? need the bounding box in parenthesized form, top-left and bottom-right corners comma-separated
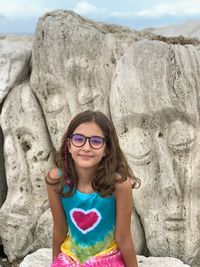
(51, 250, 125, 267)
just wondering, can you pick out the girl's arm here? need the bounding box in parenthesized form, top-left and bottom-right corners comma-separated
(45, 169, 68, 260)
(115, 178, 138, 267)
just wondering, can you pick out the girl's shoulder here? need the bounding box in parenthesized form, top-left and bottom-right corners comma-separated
(114, 177, 132, 204)
(115, 175, 132, 192)
(45, 168, 62, 186)
(48, 168, 62, 180)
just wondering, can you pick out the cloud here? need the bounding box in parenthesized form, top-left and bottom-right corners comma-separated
(73, 1, 106, 16)
(110, 0, 200, 18)
(110, 11, 135, 18)
(0, 0, 50, 17)
(0, 13, 5, 19)
(135, 1, 200, 18)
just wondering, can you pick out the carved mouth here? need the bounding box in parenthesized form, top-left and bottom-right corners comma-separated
(126, 150, 152, 165)
(164, 217, 186, 231)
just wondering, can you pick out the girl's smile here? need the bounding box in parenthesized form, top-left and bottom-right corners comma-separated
(78, 154, 94, 160)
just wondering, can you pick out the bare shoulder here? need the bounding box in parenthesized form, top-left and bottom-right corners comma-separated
(48, 168, 62, 180)
(45, 168, 62, 187)
(115, 177, 132, 195)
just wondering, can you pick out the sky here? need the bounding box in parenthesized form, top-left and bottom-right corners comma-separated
(0, 0, 200, 34)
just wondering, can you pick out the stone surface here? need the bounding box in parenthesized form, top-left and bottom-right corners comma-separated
(0, 34, 32, 211)
(0, 102, 7, 209)
(0, 80, 54, 261)
(19, 249, 51, 267)
(30, 10, 139, 150)
(0, 35, 32, 103)
(110, 39, 200, 267)
(137, 256, 191, 267)
(145, 20, 200, 39)
(19, 249, 190, 267)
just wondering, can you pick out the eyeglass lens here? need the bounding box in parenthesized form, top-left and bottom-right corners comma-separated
(71, 134, 105, 149)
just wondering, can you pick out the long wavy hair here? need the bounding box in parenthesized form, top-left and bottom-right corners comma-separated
(54, 110, 140, 197)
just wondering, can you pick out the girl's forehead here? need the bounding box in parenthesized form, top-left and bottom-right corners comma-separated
(73, 121, 104, 136)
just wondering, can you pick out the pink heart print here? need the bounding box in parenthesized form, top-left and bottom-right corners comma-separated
(70, 208, 102, 234)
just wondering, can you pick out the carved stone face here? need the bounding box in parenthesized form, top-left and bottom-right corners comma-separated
(110, 40, 200, 266)
(0, 80, 53, 260)
(30, 13, 115, 149)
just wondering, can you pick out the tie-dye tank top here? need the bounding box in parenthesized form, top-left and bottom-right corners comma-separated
(60, 187, 118, 263)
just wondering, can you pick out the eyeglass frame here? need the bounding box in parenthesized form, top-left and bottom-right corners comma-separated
(69, 133, 106, 149)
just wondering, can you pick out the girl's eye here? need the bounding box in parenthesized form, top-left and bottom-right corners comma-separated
(90, 137, 103, 145)
(72, 135, 85, 143)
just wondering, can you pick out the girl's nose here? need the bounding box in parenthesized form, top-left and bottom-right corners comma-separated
(82, 139, 91, 150)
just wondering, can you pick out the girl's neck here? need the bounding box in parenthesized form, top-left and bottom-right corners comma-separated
(77, 169, 94, 184)
(76, 169, 96, 194)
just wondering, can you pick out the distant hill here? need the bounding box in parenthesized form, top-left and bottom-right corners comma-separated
(144, 20, 200, 39)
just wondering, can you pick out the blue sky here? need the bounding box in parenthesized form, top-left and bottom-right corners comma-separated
(0, 0, 200, 34)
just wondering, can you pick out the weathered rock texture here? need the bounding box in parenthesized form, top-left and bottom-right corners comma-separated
(0, 35, 32, 210)
(30, 10, 140, 150)
(0, 10, 200, 267)
(0, 35, 32, 103)
(19, 249, 191, 267)
(110, 39, 200, 267)
(0, 79, 54, 261)
(0, 102, 6, 208)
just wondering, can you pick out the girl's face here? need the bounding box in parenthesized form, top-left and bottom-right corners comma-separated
(68, 121, 106, 174)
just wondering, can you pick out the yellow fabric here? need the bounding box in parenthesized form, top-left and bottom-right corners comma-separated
(61, 236, 79, 261)
(61, 235, 118, 261)
(95, 239, 118, 256)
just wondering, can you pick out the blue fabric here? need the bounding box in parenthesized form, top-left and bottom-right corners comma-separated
(61, 184, 117, 263)
(61, 188, 116, 246)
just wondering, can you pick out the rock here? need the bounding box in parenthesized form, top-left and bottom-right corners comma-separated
(110, 39, 200, 267)
(0, 102, 6, 209)
(0, 35, 32, 103)
(0, 34, 32, 211)
(19, 248, 51, 267)
(0, 79, 54, 261)
(137, 256, 191, 267)
(30, 10, 139, 149)
(144, 20, 200, 39)
(19, 249, 190, 267)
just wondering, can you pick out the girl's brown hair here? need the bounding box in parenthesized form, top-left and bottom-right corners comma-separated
(55, 110, 140, 197)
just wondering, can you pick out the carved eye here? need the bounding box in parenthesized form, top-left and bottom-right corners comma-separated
(167, 120, 196, 153)
(17, 134, 33, 152)
(121, 127, 153, 166)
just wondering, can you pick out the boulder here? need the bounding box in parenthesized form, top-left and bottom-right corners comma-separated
(0, 35, 32, 103)
(0, 79, 54, 261)
(30, 10, 139, 149)
(110, 39, 200, 267)
(19, 249, 191, 267)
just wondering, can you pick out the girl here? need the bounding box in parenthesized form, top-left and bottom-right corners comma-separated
(46, 110, 140, 267)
